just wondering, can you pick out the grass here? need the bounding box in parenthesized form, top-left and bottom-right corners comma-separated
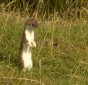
(0, 13, 88, 85)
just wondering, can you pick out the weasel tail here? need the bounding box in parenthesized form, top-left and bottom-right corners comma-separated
(19, 19, 38, 71)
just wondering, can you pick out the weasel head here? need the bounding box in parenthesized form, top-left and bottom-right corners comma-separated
(26, 19, 38, 29)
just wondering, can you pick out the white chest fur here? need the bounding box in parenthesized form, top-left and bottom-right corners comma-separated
(25, 28, 34, 42)
(22, 27, 35, 70)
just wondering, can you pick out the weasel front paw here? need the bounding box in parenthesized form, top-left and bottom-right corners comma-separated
(27, 41, 36, 48)
(32, 41, 36, 47)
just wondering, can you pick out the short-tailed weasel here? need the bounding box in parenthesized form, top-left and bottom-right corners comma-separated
(19, 19, 38, 71)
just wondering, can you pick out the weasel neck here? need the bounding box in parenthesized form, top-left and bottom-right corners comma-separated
(25, 25, 34, 33)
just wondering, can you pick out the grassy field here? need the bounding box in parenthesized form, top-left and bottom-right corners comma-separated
(0, 13, 88, 85)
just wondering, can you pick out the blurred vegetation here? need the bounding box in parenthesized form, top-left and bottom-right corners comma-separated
(0, 0, 88, 18)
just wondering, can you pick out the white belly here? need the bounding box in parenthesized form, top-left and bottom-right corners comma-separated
(22, 44, 32, 70)
(22, 28, 34, 71)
